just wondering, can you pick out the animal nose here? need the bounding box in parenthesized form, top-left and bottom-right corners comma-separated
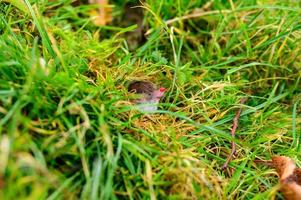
(159, 87, 166, 92)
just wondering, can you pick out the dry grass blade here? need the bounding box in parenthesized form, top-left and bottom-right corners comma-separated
(165, 9, 231, 25)
(222, 98, 247, 170)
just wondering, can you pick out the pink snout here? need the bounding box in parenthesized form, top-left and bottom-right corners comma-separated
(153, 88, 166, 98)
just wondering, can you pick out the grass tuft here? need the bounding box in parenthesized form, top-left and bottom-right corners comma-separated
(0, 0, 300, 199)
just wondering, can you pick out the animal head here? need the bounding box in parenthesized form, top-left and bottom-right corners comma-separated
(128, 81, 166, 112)
(151, 87, 166, 100)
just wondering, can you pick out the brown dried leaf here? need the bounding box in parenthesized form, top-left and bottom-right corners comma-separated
(272, 156, 296, 180)
(272, 156, 301, 200)
(281, 182, 301, 200)
(89, 0, 112, 26)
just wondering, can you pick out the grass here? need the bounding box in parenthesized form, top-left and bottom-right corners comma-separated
(0, 0, 301, 199)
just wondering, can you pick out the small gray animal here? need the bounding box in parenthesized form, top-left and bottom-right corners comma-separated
(128, 81, 166, 112)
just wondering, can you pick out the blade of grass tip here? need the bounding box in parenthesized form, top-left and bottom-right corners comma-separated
(0, 61, 20, 67)
(47, 173, 79, 200)
(0, 135, 10, 174)
(3, 0, 29, 14)
(241, 24, 252, 57)
(292, 103, 297, 148)
(0, 100, 24, 127)
(114, 24, 138, 37)
(254, 24, 301, 50)
(225, 158, 248, 195)
(99, 133, 122, 200)
(261, 82, 279, 115)
(227, 62, 283, 75)
(151, 110, 233, 140)
(121, 167, 134, 200)
(91, 157, 102, 200)
(252, 186, 280, 200)
(114, 133, 123, 163)
(192, 92, 289, 135)
(130, 127, 166, 149)
(23, 0, 60, 67)
(63, 117, 90, 180)
(202, 56, 245, 70)
(0, 89, 15, 96)
(247, 9, 264, 27)
(170, 27, 177, 66)
(104, 134, 123, 200)
(293, 102, 301, 152)
(74, 132, 90, 180)
(135, 28, 161, 58)
(0, 16, 23, 49)
(168, 30, 183, 105)
(145, 160, 156, 200)
(248, 4, 300, 12)
(123, 150, 136, 174)
(89, 137, 105, 199)
(198, 148, 264, 179)
(122, 139, 152, 161)
(137, 3, 167, 30)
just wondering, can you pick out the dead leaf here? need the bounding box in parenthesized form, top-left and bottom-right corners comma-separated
(89, 0, 112, 26)
(272, 156, 301, 200)
(281, 182, 301, 200)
